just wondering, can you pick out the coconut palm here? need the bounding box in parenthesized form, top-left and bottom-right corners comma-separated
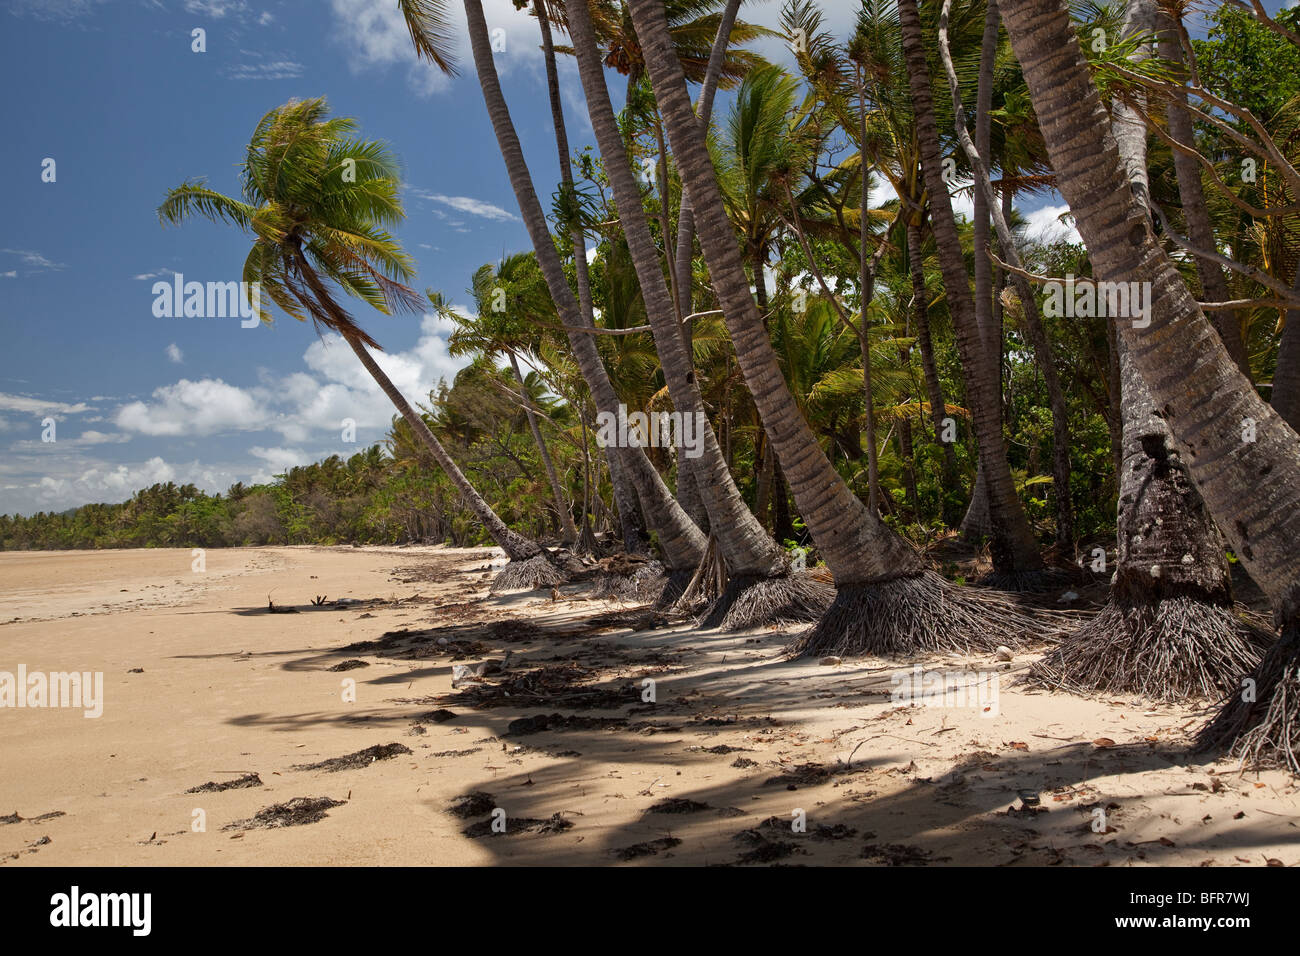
(407, 1, 707, 591)
(896, 0, 1045, 583)
(564, 0, 832, 627)
(997, 0, 1300, 769)
(158, 97, 561, 590)
(626, 0, 1040, 655)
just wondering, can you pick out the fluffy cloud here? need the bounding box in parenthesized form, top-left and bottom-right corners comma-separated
(166, 343, 184, 364)
(328, 0, 549, 95)
(115, 378, 269, 436)
(1021, 202, 1083, 246)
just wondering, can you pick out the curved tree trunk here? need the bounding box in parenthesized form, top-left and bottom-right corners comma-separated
(536, 0, 648, 555)
(1158, 14, 1249, 378)
(344, 335, 540, 562)
(567, 0, 830, 627)
(672, 0, 741, 321)
(509, 352, 577, 544)
(939, 0, 1073, 548)
(898, 0, 1042, 578)
(465, 0, 705, 573)
(908, 219, 961, 496)
(1271, 269, 1300, 430)
(999, 0, 1300, 768)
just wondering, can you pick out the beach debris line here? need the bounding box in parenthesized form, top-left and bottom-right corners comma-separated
(224, 796, 347, 830)
(186, 773, 263, 793)
(293, 743, 412, 773)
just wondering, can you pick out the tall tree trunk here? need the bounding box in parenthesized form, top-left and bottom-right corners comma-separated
(466, 0, 705, 572)
(344, 335, 540, 562)
(509, 352, 577, 544)
(909, 219, 961, 493)
(1158, 14, 1249, 377)
(1272, 269, 1300, 430)
(628, 0, 1038, 655)
(672, 0, 741, 320)
(857, 75, 882, 515)
(536, 0, 647, 554)
(939, 0, 1074, 547)
(568, 0, 829, 626)
(898, 0, 1042, 577)
(999, 0, 1300, 768)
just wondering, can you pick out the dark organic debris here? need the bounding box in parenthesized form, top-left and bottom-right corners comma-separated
(450, 664, 638, 712)
(861, 842, 951, 866)
(506, 712, 628, 736)
(763, 762, 861, 787)
(612, 837, 682, 861)
(462, 812, 573, 837)
(419, 709, 458, 723)
(327, 659, 371, 672)
(732, 757, 758, 769)
(293, 743, 411, 773)
(487, 619, 545, 643)
(646, 797, 710, 815)
(186, 773, 263, 793)
(430, 748, 481, 758)
(447, 791, 496, 819)
(224, 796, 346, 830)
(1, 810, 65, 825)
(732, 827, 804, 864)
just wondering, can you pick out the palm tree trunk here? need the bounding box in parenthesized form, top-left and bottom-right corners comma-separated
(908, 220, 960, 490)
(1271, 269, 1300, 430)
(672, 0, 741, 320)
(627, 0, 1039, 654)
(857, 75, 881, 515)
(567, 0, 829, 626)
(998, 0, 1300, 768)
(898, 0, 1043, 578)
(509, 351, 577, 544)
(939, 0, 1074, 548)
(1157, 15, 1249, 377)
(344, 334, 540, 562)
(536, 0, 647, 555)
(466, 0, 705, 573)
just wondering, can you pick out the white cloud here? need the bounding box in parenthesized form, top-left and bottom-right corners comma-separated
(1, 271, 15, 279)
(328, 0, 545, 96)
(1021, 202, 1082, 246)
(166, 343, 184, 364)
(420, 191, 519, 222)
(133, 268, 175, 280)
(0, 392, 92, 416)
(8, 0, 107, 21)
(225, 55, 304, 80)
(1, 248, 66, 272)
(114, 378, 269, 436)
(183, 0, 248, 18)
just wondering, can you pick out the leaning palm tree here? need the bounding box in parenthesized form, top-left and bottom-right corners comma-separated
(626, 0, 1042, 655)
(404, 1, 708, 601)
(158, 97, 562, 591)
(997, 0, 1300, 770)
(564, 0, 833, 628)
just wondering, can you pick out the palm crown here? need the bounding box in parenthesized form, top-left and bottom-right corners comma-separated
(158, 96, 422, 350)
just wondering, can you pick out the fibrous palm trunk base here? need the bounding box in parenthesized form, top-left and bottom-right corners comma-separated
(975, 567, 1072, 594)
(699, 569, 835, 631)
(654, 566, 697, 610)
(489, 553, 568, 594)
(1024, 596, 1269, 702)
(789, 570, 1042, 658)
(1199, 624, 1300, 773)
(592, 557, 669, 604)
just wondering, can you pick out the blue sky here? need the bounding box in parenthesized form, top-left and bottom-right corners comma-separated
(0, 0, 1253, 516)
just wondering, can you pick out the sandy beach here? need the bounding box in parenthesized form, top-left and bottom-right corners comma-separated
(1, 546, 1296, 867)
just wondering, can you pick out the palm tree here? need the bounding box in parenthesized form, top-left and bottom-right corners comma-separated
(439, 254, 580, 545)
(158, 97, 561, 590)
(997, 0, 1300, 769)
(896, 0, 1045, 584)
(564, 0, 832, 627)
(420, 1, 707, 592)
(626, 0, 1039, 654)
